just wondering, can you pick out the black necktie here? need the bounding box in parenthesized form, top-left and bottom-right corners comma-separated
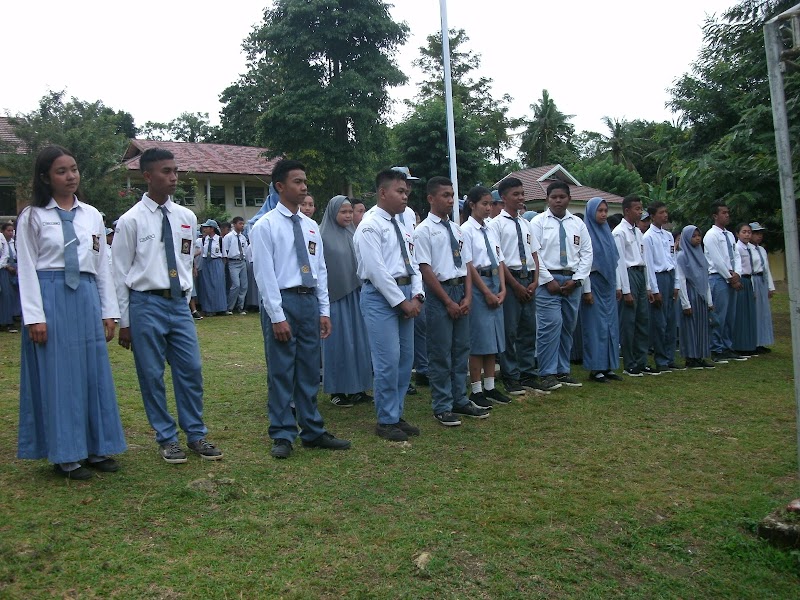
(391, 217, 414, 276)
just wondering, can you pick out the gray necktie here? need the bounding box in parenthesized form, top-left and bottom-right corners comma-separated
(481, 227, 499, 288)
(747, 246, 754, 275)
(441, 219, 462, 268)
(725, 232, 735, 266)
(558, 218, 568, 267)
(159, 206, 182, 299)
(291, 213, 316, 287)
(391, 217, 414, 276)
(236, 234, 243, 259)
(56, 208, 80, 290)
(505, 215, 528, 277)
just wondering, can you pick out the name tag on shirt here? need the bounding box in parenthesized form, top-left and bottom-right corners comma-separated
(526, 234, 531, 245)
(670, 245, 675, 254)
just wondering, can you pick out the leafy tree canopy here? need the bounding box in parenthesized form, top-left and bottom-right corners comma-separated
(570, 158, 644, 198)
(141, 112, 220, 143)
(519, 90, 577, 168)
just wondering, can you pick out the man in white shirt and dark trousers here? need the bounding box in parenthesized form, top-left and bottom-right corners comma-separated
(112, 148, 223, 464)
(530, 181, 593, 390)
(703, 201, 746, 363)
(643, 201, 683, 372)
(250, 159, 351, 459)
(224, 216, 249, 315)
(354, 169, 424, 442)
(489, 177, 548, 395)
(613, 196, 656, 376)
(414, 176, 488, 426)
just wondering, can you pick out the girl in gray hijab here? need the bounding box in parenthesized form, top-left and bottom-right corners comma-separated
(320, 196, 373, 407)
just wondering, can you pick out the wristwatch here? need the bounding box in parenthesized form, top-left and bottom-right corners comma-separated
(414, 293, 425, 303)
(574, 279, 583, 287)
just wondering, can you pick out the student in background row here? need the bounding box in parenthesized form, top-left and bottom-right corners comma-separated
(320, 195, 373, 408)
(0, 222, 19, 333)
(199, 219, 227, 316)
(733, 223, 757, 357)
(749, 222, 775, 353)
(223, 216, 249, 315)
(676, 225, 715, 369)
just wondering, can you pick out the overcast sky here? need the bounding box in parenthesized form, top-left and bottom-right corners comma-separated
(2, 0, 736, 141)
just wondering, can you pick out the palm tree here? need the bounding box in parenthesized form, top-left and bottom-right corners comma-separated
(519, 90, 575, 167)
(599, 117, 639, 170)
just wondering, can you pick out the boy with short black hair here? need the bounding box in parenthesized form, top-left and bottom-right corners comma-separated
(224, 216, 249, 314)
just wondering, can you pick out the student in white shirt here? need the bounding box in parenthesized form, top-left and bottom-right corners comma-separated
(643, 201, 682, 372)
(198, 219, 227, 315)
(530, 181, 593, 390)
(0, 222, 18, 333)
(17, 145, 126, 480)
(113, 147, 223, 464)
(354, 169, 424, 442)
(732, 223, 757, 356)
(223, 216, 249, 314)
(703, 201, 746, 362)
(749, 222, 775, 352)
(250, 159, 351, 459)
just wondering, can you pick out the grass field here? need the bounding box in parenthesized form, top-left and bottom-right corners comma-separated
(0, 296, 798, 598)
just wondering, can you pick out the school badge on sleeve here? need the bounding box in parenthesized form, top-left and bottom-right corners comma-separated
(308, 241, 316, 255)
(92, 235, 100, 252)
(181, 239, 192, 254)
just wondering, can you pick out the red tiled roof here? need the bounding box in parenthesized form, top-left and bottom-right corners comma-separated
(0, 117, 27, 154)
(494, 164, 623, 204)
(122, 139, 280, 176)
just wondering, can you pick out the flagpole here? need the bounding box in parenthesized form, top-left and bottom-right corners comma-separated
(440, 0, 459, 222)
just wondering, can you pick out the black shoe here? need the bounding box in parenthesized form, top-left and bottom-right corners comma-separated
(188, 438, 223, 460)
(686, 358, 703, 370)
(350, 391, 374, 405)
(406, 384, 418, 396)
(733, 349, 756, 358)
(756, 346, 772, 354)
(84, 458, 120, 472)
(556, 373, 583, 387)
(330, 393, 354, 407)
(434, 412, 462, 427)
(469, 392, 493, 409)
(271, 439, 293, 459)
(192, 311, 203, 320)
(667, 362, 687, 371)
(485, 388, 512, 405)
(623, 368, 644, 377)
(589, 371, 608, 383)
(538, 375, 563, 391)
(415, 372, 430, 386)
(502, 380, 526, 396)
(603, 371, 623, 381)
(711, 352, 729, 364)
(698, 359, 716, 369)
(724, 350, 748, 361)
(642, 365, 662, 376)
(160, 441, 188, 464)
(376, 423, 408, 441)
(397, 419, 420, 436)
(301, 432, 351, 450)
(520, 375, 553, 395)
(452, 403, 490, 419)
(54, 464, 93, 480)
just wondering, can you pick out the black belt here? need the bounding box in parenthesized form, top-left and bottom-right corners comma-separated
(656, 270, 674, 275)
(741, 274, 752, 279)
(478, 268, 498, 277)
(628, 265, 645, 271)
(365, 276, 411, 286)
(143, 289, 188, 299)
(754, 272, 764, 276)
(228, 257, 244, 261)
(549, 269, 574, 276)
(508, 269, 532, 278)
(282, 286, 316, 294)
(440, 276, 466, 286)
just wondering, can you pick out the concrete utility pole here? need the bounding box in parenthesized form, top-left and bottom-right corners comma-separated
(764, 3, 800, 477)
(439, 0, 459, 222)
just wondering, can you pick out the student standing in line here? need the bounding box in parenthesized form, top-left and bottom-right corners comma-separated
(748, 222, 775, 353)
(0, 223, 19, 333)
(530, 181, 593, 390)
(223, 216, 249, 315)
(676, 225, 715, 369)
(414, 176, 488, 426)
(18, 145, 126, 479)
(198, 219, 227, 316)
(354, 169, 424, 442)
(299, 194, 316, 220)
(703, 202, 747, 363)
(320, 195, 373, 407)
(461, 186, 512, 407)
(250, 160, 351, 459)
(352, 198, 367, 228)
(580, 197, 624, 383)
(733, 223, 758, 357)
(113, 148, 222, 464)
(612, 196, 656, 376)
(489, 177, 550, 395)
(643, 201, 683, 372)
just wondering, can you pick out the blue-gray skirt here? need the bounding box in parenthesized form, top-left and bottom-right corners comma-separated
(0, 267, 14, 325)
(322, 289, 373, 393)
(752, 273, 774, 346)
(469, 274, 505, 355)
(18, 271, 126, 464)
(733, 276, 757, 352)
(679, 283, 710, 359)
(199, 257, 226, 312)
(580, 271, 619, 371)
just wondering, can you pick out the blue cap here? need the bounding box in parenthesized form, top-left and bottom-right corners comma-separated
(105, 227, 114, 236)
(391, 166, 419, 181)
(491, 190, 502, 203)
(522, 210, 538, 222)
(640, 211, 650, 221)
(749, 221, 766, 231)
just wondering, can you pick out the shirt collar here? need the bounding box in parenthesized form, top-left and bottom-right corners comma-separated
(428, 213, 447, 224)
(46, 195, 81, 211)
(374, 206, 394, 221)
(143, 193, 175, 213)
(276, 202, 298, 218)
(467, 216, 486, 230)
(500, 209, 517, 220)
(545, 208, 572, 221)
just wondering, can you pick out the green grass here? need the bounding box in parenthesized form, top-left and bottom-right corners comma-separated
(1, 297, 799, 598)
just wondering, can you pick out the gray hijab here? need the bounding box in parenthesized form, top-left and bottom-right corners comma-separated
(320, 195, 360, 302)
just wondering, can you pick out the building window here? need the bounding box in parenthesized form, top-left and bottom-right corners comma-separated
(246, 186, 265, 207)
(175, 183, 195, 206)
(210, 185, 226, 207)
(0, 178, 17, 216)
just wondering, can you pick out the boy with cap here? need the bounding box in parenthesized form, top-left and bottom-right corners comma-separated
(223, 216, 249, 314)
(749, 222, 775, 353)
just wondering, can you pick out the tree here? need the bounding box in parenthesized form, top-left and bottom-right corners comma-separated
(219, 0, 408, 197)
(599, 117, 639, 170)
(140, 112, 219, 143)
(0, 91, 135, 217)
(570, 159, 644, 198)
(519, 90, 577, 167)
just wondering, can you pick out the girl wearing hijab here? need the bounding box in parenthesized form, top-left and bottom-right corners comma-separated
(320, 196, 373, 407)
(16, 146, 126, 480)
(676, 225, 715, 369)
(580, 197, 624, 383)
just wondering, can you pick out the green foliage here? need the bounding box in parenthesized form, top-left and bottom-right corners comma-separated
(140, 112, 220, 143)
(220, 0, 408, 197)
(519, 90, 577, 167)
(0, 90, 135, 217)
(570, 158, 644, 197)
